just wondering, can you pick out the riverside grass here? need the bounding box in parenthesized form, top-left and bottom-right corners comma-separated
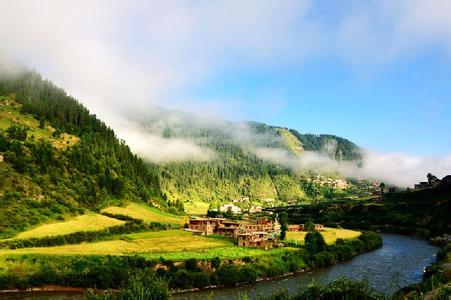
(101, 202, 185, 225)
(0, 230, 231, 256)
(0, 227, 360, 260)
(286, 228, 361, 245)
(0, 230, 294, 261)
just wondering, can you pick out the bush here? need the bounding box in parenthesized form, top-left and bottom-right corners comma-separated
(86, 270, 168, 300)
(215, 265, 241, 287)
(312, 251, 335, 267)
(192, 272, 210, 288)
(263, 278, 384, 300)
(170, 269, 192, 289)
(210, 256, 221, 269)
(304, 231, 326, 253)
(184, 258, 199, 272)
(239, 265, 258, 284)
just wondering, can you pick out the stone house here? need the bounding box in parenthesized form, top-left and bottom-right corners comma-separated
(220, 204, 242, 214)
(187, 218, 224, 235)
(314, 224, 324, 231)
(237, 232, 269, 248)
(215, 221, 240, 237)
(288, 224, 304, 232)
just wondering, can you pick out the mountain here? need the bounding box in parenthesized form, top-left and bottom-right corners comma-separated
(131, 106, 363, 211)
(0, 70, 165, 238)
(0, 69, 365, 237)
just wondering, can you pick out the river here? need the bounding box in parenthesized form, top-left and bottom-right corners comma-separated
(174, 234, 438, 299)
(0, 234, 439, 300)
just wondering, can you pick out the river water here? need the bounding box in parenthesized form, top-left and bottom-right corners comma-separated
(0, 234, 438, 300)
(173, 234, 438, 299)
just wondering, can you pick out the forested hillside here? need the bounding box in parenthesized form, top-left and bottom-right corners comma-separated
(0, 69, 364, 232)
(0, 70, 164, 238)
(135, 107, 362, 210)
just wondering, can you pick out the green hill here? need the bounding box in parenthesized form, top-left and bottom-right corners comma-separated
(0, 71, 165, 238)
(136, 108, 362, 209)
(0, 69, 364, 236)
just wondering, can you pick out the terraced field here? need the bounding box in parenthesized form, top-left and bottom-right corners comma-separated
(4, 213, 125, 240)
(102, 202, 185, 225)
(286, 228, 361, 245)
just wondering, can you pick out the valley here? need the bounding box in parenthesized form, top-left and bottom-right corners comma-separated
(0, 70, 448, 299)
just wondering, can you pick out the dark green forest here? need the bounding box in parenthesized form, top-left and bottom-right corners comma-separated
(137, 108, 362, 206)
(0, 71, 164, 238)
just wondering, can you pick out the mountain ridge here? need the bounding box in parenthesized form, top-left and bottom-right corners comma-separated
(0, 69, 365, 236)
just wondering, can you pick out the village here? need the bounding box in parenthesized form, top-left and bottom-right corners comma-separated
(186, 211, 324, 249)
(413, 173, 451, 190)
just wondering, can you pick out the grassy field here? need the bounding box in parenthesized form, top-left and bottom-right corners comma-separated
(4, 213, 125, 240)
(286, 228, 361, 245)
(102, 202, 185, 225)
(0, 230, 231, 256)
(184, 201, 210, 215)
(141, 246, 298, 261)
(0, 229, 299, 261)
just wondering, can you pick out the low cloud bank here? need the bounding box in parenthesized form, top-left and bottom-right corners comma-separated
(112, 117, 215, 163)
(254, 147, 451, 187)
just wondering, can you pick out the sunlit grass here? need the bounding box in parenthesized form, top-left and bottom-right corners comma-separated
(5, 213, 125, 240)
(286, 228, 361, 245)
(184, 201, 209, 215)
(102, 202, 185, 225)
(0, 228, 299, 261)
(0, 230, 232, 256)
(141, 246, 299, 261)
(0, 97, 79, 149)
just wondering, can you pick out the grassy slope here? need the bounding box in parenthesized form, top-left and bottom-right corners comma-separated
(184, 201, 210, 215)
(277, 128, 304, 155)
(286, 228, 361, 245)
(5, 213, 125, 240)
(101, 202, 185, 225)
(0, 97, 79, 150)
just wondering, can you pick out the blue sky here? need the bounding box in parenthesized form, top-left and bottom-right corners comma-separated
(1, 0, 451, 157)
(190, 47, 451, 155)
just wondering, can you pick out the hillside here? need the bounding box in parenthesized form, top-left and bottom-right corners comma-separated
(272, 184, 451, 238)
(134, 107, 362, 211)
(0, 70, 166, 238)
(0, 69, 365, 235)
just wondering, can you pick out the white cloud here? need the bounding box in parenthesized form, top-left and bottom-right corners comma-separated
(1, 0, 450, 171)
(254, 146, 451, 187)
(112, 117, 215, 163)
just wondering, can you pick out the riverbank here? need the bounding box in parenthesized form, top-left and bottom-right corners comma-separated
(393, 234, 451, 299)
(0, 231, 381, 296)
(173, 234, 439, 300)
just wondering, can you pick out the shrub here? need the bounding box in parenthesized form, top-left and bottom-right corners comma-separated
(239, 265, 258, 284)
(192, 272, 210, 288)
(171, 269, 192, 289)
(119, 270, 168, 300)
(210, 256, 221, 269)
(184, 258, 199, 272)
(216, 265, 240, 287)
(263, 278, 384, 300)
(312, 251, 335, 267)
(304, 231, 326, 253)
